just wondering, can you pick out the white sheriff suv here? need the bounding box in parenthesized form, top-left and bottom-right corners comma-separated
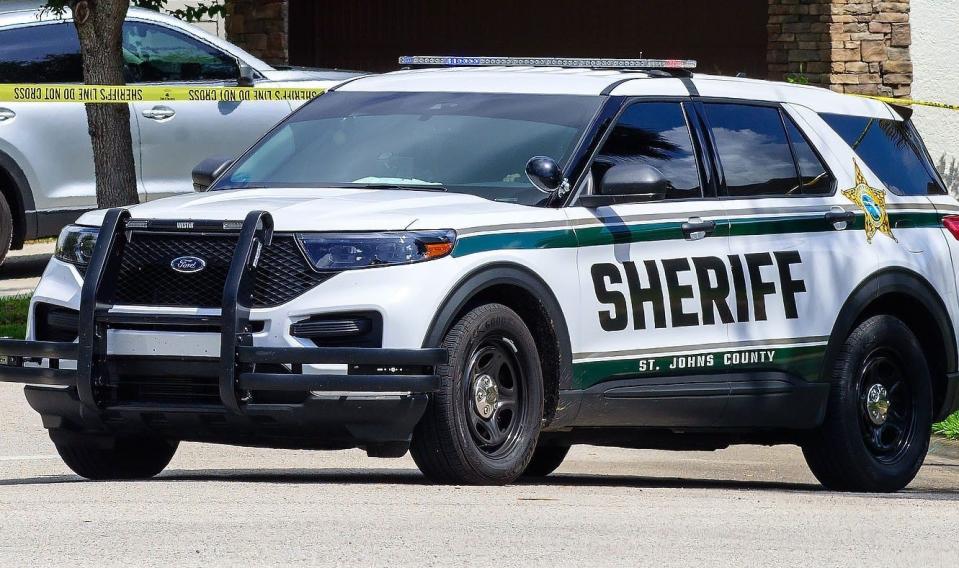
(2, 56, 958, 492)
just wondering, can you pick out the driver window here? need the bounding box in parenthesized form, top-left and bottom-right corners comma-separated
(593, 102, 703, 200)
(122, 21, 238, 83)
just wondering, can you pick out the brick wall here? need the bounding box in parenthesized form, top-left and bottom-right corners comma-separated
(224, 0, 288, 66)
(768, 0, 912, 97)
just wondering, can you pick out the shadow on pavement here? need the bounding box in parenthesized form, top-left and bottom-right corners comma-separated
(3, 467, 958, 500)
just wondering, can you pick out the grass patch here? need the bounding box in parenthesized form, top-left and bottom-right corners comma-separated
(25, 238, 56, 245)
(0, 294, 30, 339)
(934, 411, 959, 441)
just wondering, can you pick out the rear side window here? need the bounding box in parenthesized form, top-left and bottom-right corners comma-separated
(820, 113, 944, 196)
(704, 103, 800, 197)
(594, 102, 702, 200)
(0, 23, 83, 83)
(784, 116, 834, 195)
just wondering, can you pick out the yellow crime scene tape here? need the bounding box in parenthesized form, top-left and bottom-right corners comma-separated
(0, 84, 326, 103)
(858, 94, 959, 112)
(0, 83, 956, 112)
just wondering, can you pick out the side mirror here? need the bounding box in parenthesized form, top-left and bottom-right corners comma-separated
(237, 60, 256, 87)
(525, 156, 569, 194)
(192, 156, 233, 192)
(579, 163, 668, 207)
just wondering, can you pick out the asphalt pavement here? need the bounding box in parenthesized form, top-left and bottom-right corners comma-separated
(1, 381, 958, 566)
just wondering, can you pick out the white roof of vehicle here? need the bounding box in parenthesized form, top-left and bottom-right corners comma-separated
(339, 66, 898, 119)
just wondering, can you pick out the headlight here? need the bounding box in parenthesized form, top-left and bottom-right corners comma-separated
(297, 230, 456, 271)
(55, 225, 99, 267)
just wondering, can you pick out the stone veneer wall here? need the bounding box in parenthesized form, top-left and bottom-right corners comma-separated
(768, 0, 912, 97)
(224, 0, 289, 66)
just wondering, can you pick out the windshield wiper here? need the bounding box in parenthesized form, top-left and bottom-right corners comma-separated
(358, 184, 449, 193)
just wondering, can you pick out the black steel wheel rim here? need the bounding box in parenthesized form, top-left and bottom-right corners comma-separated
(857, 348, 917, 464)
(462, 334, 528, 457)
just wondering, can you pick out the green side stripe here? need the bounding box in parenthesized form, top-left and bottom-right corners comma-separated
(450, 228, 576, 257)
(451, 211, 945, 257)
(572, 344, 827, 390)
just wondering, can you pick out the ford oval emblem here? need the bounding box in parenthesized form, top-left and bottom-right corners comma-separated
(170, 256, 206, 274)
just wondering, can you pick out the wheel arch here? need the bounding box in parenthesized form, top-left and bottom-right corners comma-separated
(826, 267, 958, 420)
(423, 262, 574, 425)
(0, 148, 36, 249)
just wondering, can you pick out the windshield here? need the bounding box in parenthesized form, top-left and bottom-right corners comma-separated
(214, 91, 603, 206)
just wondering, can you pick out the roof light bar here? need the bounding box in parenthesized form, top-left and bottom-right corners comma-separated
(398, 55, 697, 70)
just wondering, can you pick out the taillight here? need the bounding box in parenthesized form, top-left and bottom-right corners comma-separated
(944, 216, 959, 240)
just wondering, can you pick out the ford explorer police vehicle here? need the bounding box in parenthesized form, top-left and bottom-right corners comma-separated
(2, 56, 957, 492)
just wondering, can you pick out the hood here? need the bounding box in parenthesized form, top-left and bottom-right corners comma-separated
(75, 187, 552, 233)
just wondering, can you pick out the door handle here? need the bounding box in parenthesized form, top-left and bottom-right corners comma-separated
(0, 108, 15, 122)
(681, 218, 716, 241)
(825, 209, 855, 230)
(142, 106, 176, 120)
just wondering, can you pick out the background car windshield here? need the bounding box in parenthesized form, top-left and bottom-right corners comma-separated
(218, 91, 602, 205)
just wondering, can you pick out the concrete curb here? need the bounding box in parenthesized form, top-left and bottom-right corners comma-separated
(929, 435, 959, 461)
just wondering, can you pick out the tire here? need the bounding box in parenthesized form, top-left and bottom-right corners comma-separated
(411, 303, 544, 485)
(54, 435, 178, 480)
(802, 315, 932, 492)
(522, 444, 570, 477)
(0, 191, 12, 267)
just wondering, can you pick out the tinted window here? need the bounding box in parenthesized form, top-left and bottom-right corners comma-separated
(0, 24, 83, 83)
(594, 102, 702, 200)
(705, 103, 799, 197)
(784, 116, 834, 195)
(220, 91, 602, 206)
(821, 113, 944, 195)
(122, 22, 237, 82)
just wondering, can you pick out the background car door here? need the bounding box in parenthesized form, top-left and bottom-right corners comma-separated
(125, 20, 294, 201)
(0, 21, 144, 213)
(568, 100, 731, 425)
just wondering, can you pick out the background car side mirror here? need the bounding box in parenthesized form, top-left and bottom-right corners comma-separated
(579, 163, 668, 207)
(526, 156, 569, 194)
(192, 156, 233, 192)
(237, 60, 256, 87)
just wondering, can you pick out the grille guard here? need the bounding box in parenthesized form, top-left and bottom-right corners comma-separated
(0, 209, 446, 413)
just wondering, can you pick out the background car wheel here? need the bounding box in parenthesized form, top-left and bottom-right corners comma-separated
(802, 315, 932, 492)
(522, 443, 571, 477)
(54, 435, 178, 480)
(0, 192, 12, 267)
(411, 303, 544, 485)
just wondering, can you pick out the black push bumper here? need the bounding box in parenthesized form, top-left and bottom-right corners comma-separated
(0, 209, 446, 447)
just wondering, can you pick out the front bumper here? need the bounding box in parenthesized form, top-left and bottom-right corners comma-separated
(0, 209, 447, 448)
(24, 385, 432, 450)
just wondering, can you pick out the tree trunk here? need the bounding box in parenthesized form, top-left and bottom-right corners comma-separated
(72, 0, 139, 208)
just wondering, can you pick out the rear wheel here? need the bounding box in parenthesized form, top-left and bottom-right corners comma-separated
(802, 315, 932, 492)
(54, 434, 178, 480)
(0, 192, 12, 267)
(522, 443, 570, 477)
(411, 303, 544, 485)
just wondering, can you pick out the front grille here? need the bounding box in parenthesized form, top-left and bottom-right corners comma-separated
(116, 374, 221, 405)
(111, 233, 333, 308)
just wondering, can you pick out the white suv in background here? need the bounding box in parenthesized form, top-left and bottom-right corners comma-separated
(0, 2, 363, 264)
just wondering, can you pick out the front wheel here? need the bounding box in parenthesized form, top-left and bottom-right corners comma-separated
(411, 303, 544, 485)
(802, 315, 932, 492)
(54, 434, 178, 480)
(0, 191, 12, 267)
